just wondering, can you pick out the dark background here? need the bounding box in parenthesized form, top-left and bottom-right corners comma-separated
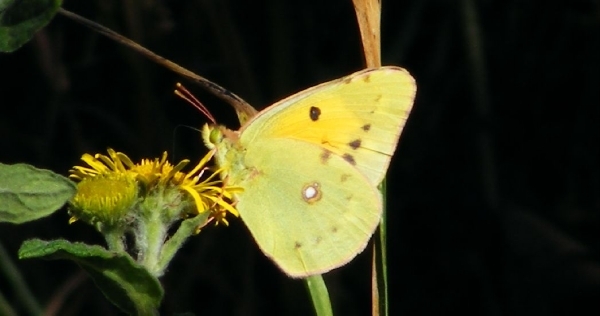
(1, 0, 599, 315)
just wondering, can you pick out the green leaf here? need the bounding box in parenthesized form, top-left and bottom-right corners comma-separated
(0, 0, 62, 52)
(0, 162, 75, 224)
(19, 239, 164, 315)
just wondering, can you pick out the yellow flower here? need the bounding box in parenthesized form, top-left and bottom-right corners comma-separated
(172, 151, 241, 222)
(69, 148, 134, 181)
(68, 148, 239, 227)
(69, 172, 138, 226)
(129, 151, 170, 187)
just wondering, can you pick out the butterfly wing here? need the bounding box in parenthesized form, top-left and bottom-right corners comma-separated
(239, 66, 416, 186)
(208, 66, 415, 277)
(234, 137, 382, 277)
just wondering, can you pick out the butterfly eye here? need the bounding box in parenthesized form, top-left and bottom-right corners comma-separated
(209, 127, 223, 144)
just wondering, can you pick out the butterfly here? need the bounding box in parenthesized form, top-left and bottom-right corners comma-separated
(202, 66, 416, 278)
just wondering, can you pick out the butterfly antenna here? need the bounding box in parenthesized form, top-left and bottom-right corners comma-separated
(175, 83, 216, 124)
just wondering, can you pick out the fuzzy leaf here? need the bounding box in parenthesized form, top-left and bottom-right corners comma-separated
(19, 239, 164, 315)
(0, 163, 75, 223)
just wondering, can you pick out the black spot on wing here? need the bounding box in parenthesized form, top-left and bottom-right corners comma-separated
(320, 149, 332, 164)
(348, 139, 361, 150)
(309, 106, 321, 121)
(343, 153, 356, 165)
(362, 124, 371, 132)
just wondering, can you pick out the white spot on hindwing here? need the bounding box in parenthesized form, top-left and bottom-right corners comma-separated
(302, 182, 322, 204)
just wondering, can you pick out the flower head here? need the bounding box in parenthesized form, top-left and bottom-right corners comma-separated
(69, 172, 138, 226)
(68, 148, 241, 276)
(68, 148, 239, 228)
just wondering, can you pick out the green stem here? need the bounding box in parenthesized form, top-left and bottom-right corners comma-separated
(377, 181, 389, 316)
(103, 227, 126, 253)
(305, 275, 333, 316)
(0, 289, 18, 316)
(0, 242, 43, 316)
(157, 213, 209, 275)
(141, 210, 166, 275)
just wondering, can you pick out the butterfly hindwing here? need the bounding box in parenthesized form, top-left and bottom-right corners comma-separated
(234, 137, 382, 277)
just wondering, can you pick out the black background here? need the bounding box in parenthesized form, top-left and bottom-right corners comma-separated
(1, 0, 599, 315)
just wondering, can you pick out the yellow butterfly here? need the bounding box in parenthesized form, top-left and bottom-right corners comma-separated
(202, 66, 416, 278)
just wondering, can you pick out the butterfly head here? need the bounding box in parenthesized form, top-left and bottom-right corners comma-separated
(201, 124, 240, 148)
(201, 124, 220, 150)
(201, 124, 245, 184)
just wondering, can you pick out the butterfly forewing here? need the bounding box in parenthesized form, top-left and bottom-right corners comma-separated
(239, 66, 416, 186)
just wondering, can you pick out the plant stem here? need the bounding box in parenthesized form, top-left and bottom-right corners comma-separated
(305, 275, 333, 316)
(141, 210, 166, 275)
(104, 228, 126, 253)
(0, 242, 43, 316)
